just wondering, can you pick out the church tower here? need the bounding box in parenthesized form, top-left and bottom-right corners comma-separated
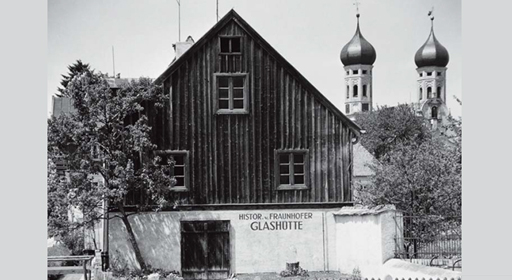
(414, 11, 449, 128)
(340, 9, 376, 118)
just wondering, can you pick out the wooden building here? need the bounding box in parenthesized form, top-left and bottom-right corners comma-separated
(109, 10, 362, 278)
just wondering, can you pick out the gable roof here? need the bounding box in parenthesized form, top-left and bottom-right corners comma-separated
(155, 9, 362, 136)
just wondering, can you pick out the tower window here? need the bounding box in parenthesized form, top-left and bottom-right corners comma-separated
(362, 103, 369, 112)
(427, 87, 432, 98)
(437, 72, 442, 76)
(353, 69, 358, 75)
(431, 106, 438, 119)
(437, 87, 441, 98)
(427, 72, 432, 76)
(420, 72, 423, 77)
(362, 85, 367, 97)
(362, 70, 367, 74)
(353, 85, 358, 97)
(346, 71, 349, 75)
(346, 85, 349, 99)
(346, 104, 350, 114)
(419, 88, 423, 100)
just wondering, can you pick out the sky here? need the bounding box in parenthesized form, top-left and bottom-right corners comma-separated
(47, 0, 461, 117)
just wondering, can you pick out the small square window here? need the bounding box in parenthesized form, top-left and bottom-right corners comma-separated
(220, 37, 241, 53)
(427, 72, 432, 76)
(219, 37, 242, 72)
(276, 150, 308, 190)
(155, 150, 189, 191)
(215, 74, 248, 114)
(362, 103, 369, 112)
(353, 69, 359, 75)
(362, 70, 367, 74)
(437, 72, 442, 76)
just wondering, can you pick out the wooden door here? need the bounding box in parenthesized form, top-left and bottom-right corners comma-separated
(181, 221, 230, 280)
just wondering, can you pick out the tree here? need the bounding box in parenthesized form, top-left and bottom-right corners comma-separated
(56, 60, 93, 97)
(353, 105, 462, 258)
(353, 104, 432, 160)
(48, 71, 173, 271)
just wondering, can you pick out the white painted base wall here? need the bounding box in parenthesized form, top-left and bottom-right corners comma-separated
(108, 208, 339, 274)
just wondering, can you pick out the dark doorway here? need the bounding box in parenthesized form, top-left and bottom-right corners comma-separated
(181, 221, 231, 280)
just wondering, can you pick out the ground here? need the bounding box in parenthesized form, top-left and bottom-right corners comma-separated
(237, 271, 353, 280)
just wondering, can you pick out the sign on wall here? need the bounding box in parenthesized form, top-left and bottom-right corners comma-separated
(238, 212, 314, 231)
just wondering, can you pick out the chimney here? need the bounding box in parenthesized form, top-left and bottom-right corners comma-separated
(173, 36, 195, 60)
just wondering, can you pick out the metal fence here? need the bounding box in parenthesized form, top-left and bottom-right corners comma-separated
(394, 212, 461, 270)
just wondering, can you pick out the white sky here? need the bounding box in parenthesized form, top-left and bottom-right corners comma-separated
(47, 0, 461, 117)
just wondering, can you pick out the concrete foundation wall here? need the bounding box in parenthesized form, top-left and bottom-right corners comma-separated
(108, 208, 339, 274)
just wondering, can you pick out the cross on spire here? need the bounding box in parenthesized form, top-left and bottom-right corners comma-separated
(353, 0, 361, 17)
(428, 6, 435, 21)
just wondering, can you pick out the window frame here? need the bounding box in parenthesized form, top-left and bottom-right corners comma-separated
(154, 150, 190, 192)
(353, 85, 358, 97)
(362, 103, 369, 112)
(275, 149, 309, 191)
(214, 73, 249, 114)
(345, 104, 350, 114)
(219, 36, 243, 73)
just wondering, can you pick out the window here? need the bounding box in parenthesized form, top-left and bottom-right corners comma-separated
(353, 85, 358, 97)
(420, 72, 423, 77)
(362, 70, 367, 74)
(346, 71, 349, 75)
(437, 87, 441, 98)
(346, 104, 350, 114)
(362, 103, 369, 112)
(276, 150, 308, 190)
(427, 87, 432, 98)
(419, 87, 423, 100)
(437, 72, 442, 76)
(362, 85, 367, 97)
(427, 72, 432, 76)
(215, 74, 248, 114)
(353, 69, 359, 75)
(219, 37, 242, 72)
(346, 85, 350, 99)
(155, 150, 189, 191)
(431, 106, 438, 119)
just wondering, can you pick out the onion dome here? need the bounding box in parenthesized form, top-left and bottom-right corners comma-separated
(340, 14, 377, 66)
(414, 17, 449, 68)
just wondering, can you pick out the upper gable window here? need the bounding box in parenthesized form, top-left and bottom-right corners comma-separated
(215, 74, 248, 114)
(219, 36, 242, 73)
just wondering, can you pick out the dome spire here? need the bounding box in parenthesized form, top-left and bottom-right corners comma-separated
(414, 7, 449, 68)
(340, 1, 377, 66)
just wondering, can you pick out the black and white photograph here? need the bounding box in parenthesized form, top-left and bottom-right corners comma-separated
(45, 1, 463, 280)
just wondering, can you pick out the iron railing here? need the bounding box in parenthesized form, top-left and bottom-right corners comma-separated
(394, 211, 461, 270)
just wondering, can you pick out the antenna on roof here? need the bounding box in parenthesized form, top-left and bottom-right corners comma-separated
(176, 0, 181, 41)
(112, 46, 115, 78)
(216, 0, 219, 22)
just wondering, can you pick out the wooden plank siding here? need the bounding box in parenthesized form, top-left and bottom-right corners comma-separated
(140, 17, 358, 207)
